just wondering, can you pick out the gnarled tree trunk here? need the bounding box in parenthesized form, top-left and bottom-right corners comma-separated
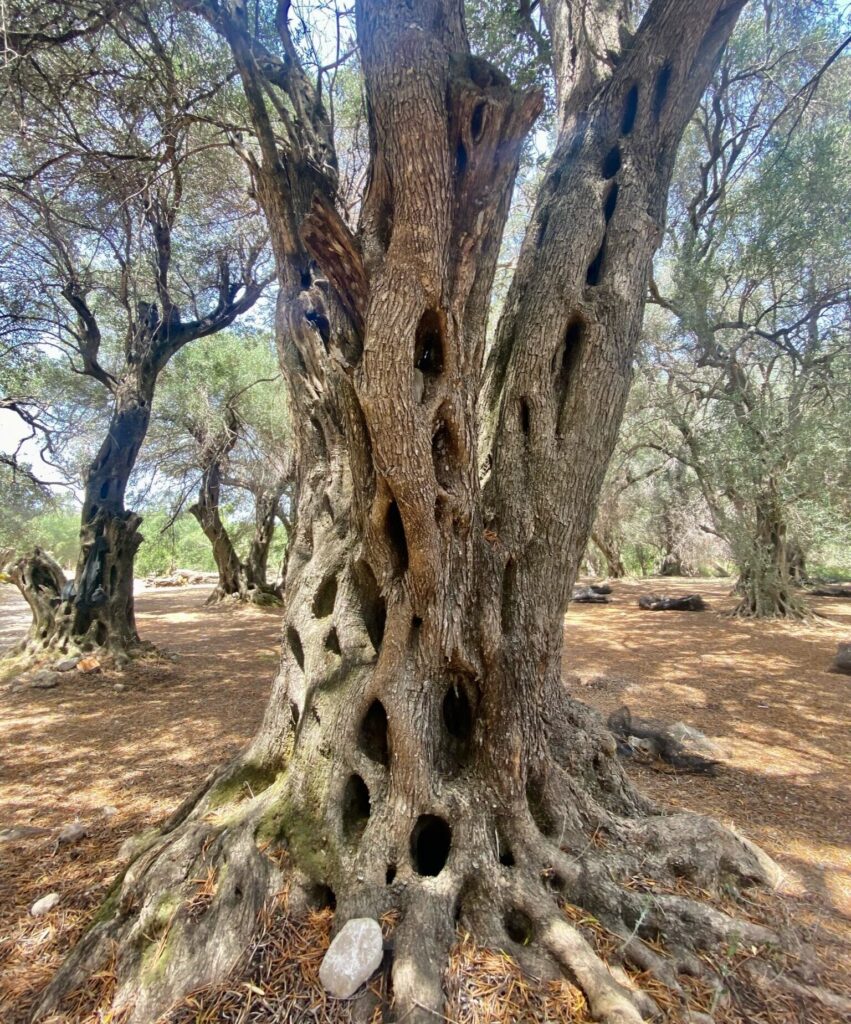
(189, 422, 284, 606)
(734, 492, 807, 618)
(8, 376, 151, 660)
(244, 489, 282, 591)
(33, 3, 844, 1024)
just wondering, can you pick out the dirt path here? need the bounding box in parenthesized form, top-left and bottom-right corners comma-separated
(1, 578, 849, 1020)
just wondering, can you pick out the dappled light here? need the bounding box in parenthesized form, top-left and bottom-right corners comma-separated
(564, 576, 851, 931)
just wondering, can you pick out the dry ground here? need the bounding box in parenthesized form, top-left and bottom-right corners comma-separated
(0, 578, 849, 1022)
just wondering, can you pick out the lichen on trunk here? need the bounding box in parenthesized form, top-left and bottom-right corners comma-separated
(29, 2, 849, 1023)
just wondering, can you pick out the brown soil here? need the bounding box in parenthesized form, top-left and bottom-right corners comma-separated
(1, 577, 848, 1021)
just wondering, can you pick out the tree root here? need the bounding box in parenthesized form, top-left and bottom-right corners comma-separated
(28, 723, 850, 1024)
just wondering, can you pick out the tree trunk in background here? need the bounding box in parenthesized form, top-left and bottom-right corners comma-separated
(8, 375, 152, 660)
(40, 5, 838, 1024)
(2, 547, 67, 652)
(244, 488, 282, 592)
(591, 530, 626, 578)
(734, 491, 806, 617)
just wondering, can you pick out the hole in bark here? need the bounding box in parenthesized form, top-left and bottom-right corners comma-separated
(586, 239, 606, 286)
(359, 699, 390, 766)
(321, 494, 333, 521)
(621, 84, 639, 135)
(94, 621, 108, 646)
(497, 834, 515, 867)
(519, 397, 531, 437)
(543, 869, 565, 892)
(410, 815, 451, 876)
(100, 479, 110, 500)
(471, 100, 486, 142)
(306, 882, 336, 910)
(456, 140, 468, 176)
(526, 779, 557, 837)
(312, 574, 337, 618)
(287, 626, 304, 670)
(342, 773, 370, 842)
(289, 700, 300, 726)
(431, 418, 456, 492)
(325, 628, 341, 656)
(385, 864, 397, 885)
(601, 145, 621, 179)
(443, 683, 473, 741)
(414, 309, 444, 377)
(110, 564, 117, 590)
(653, 63, 672, 122)
(553, 317, 584, 428)
(305, 308, 331, 349)
(412, 615, 423, 629)
(385, 500, 408, 576)
(504, 908, 534, 945)
(603, 181, 619, 224)
(352, 560, 386, 652)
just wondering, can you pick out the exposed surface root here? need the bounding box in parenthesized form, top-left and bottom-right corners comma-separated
(29, 761, 851, 1024)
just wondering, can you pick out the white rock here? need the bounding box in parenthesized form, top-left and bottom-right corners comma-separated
(113, 683, 126, 692)
(58, 821, 88, 844)
(53, 657, 81, 672)
(319, 917, 384, 998)
(30, 892, 60, 916)
(100, 805, 119, 818)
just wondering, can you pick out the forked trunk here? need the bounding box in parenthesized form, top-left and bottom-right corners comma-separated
(34, 3, 845, 1024)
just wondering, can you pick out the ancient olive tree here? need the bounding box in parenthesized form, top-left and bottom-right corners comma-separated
(0, 9, 270, 656)
(642, 6, 851, 616)
(35, 2, 845, 1023)
(148, 333, 291, 602)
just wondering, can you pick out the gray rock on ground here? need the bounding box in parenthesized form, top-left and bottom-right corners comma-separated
(58, 821, 88, 844)
(831, 642, 851, 675)
(53, 657, 81, 672)
(29, 670, 59, 689)
(30, 892, 60, 916)
(0, 824, 53, 843)
(319, 917, 384, 998)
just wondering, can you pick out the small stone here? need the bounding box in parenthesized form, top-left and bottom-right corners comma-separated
(113, 683, 126, 692)
(58, 821, 88, 844)
(319, 917, 384, 998)
(100, 805, 119, 818)
(685, 1013, 715, 1024)
(29, 671, 59, 689)
(76, 656, 101, 674)
(53, 657, 81, 672)
(30, 892, 60, 916)
(831, 642, 851, 675)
